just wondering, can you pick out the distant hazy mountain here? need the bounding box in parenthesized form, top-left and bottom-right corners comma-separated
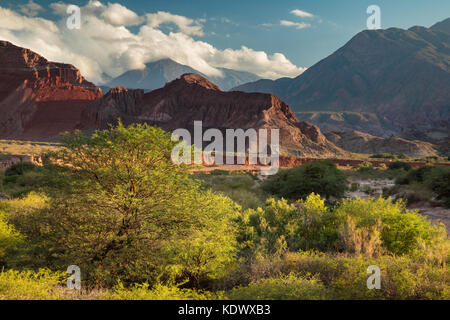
(106, 58, 260, 91)
(233, 18, 450, 144)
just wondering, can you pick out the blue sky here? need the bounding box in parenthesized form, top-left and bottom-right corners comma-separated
(1, 0, 448, 82)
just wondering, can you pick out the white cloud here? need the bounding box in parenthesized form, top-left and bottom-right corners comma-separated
(146, 11, 205, 36)
(100, 3, 143, 26)
(290, 9, 314, 18)
(18, 0, 43, 17)
(0, 1, 306, 83)
(280, 20, 311, 30)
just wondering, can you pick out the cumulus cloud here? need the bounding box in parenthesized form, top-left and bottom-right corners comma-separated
(0, 1, 305, 83)
(280, 20, 311, 30)
(18, 0, 43, 17)
(290, 9, 314, 18)
(146, 11, 205, 36)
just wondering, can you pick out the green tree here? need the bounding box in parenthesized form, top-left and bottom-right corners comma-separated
(13, 122, 238, 287)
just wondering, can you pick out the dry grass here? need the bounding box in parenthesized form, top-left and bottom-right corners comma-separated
(0, 140, 61, 157)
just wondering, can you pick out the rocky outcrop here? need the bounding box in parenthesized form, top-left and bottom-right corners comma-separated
(325, 130, 439, 157)
(0, 41, 102, 140)
(83, 74, 348, 157)
(83, 86, 144, 127)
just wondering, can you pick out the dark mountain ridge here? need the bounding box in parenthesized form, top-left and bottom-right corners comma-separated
(233, 19, 450, 147)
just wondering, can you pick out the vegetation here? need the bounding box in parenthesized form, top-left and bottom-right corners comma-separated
(395, 165, 450, 207)
(369, 153, 408, 160)
(0, 123, 448, 300)
(388, 161, 412, 171)
(0, 140, 60, 156)
(262, 161, 348, 201)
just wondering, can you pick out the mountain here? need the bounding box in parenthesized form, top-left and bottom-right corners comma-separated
(233, 19, 450, 145)
(325, 130, 438, 158)
(105, 58, 260, 92)
(431, 17, 450, 33)
(0, 41, 346, 158)
(82, 74, 348, 157)
(0, 41, 102, 140)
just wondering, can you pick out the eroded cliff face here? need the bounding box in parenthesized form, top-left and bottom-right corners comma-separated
(0, 41, 102, 139)
(0, 41, 347, 157)
(82, 74, 347, 157)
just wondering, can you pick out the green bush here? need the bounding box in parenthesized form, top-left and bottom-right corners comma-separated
(262, 161, 347, 200)
(236, 194, 448, 258)
(291, 252, 450, 300)
(334, 197, 447, 256)
(105, 282, 220, 300)
(209, 169, 230, 176)
(0, 269, 65, 300)
(0, 210, 22, 266)
(424, 166, 450, 207)
(370, 153, 398, 159)
(388, 161, 412, 171)
(395, 166, 450, 208)
(4, 162, 38, 177)
(227, 273, 331, 300)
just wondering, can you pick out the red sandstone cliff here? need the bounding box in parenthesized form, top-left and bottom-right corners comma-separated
(0, 41, 102, 139)
(0, 41, 346, 157)
(82, 74, 347, 157)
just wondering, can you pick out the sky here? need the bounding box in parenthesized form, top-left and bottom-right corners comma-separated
(0, 0, 448, 83)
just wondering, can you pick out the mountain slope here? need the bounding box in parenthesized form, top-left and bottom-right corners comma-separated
(233, 20, 450, 142)
(83, 74, 348, 157)
(431, 17, 450, 33)
(325, 130, 438, 157)
(106, 58, 260, 91)
(0, 41, 102, 140)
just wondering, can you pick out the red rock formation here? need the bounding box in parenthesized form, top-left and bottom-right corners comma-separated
(82, 74, 347, 157)
(0, 41, 102, 139)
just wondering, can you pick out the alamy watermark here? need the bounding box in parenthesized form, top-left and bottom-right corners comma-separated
(67, 265, 81, 290)
(66, 5, 81, 30)
(367, 5, 381, 30)
(171, 121, 279, 176)
(367, 265, 381, 290)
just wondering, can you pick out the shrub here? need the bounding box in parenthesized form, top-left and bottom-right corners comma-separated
(209, 170, 229, 176)
(4, 162, 38, 177)
(333, 197, 447, 256)
(424, 166, 450, 207)
(236, 194, 341, 255)
(0, 210, 22, 266)
(227, 273, 331, 300)
(105, 282, 220, 300)
(370, 153, 397, 159)
(262, 161, 347, 200)
(388, 161, 412, 171)
(0, 269, 65, 300)
(289, 251, 449, 299)
(350, 182, 360, 192)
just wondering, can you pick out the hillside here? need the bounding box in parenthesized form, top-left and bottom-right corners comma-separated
(325, 130, 438, 157)
(233, 19, 450, 145)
